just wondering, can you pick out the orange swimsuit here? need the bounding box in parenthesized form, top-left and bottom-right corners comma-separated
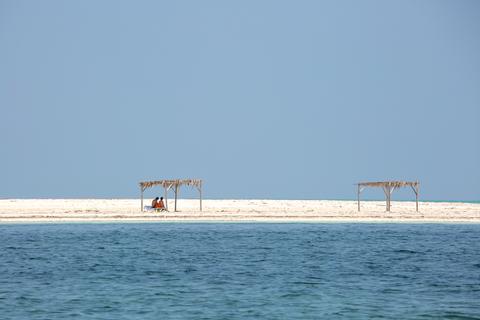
(155, 200, 165, 209)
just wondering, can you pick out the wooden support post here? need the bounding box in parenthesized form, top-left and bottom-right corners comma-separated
(382, 186, 389, 212)
(357, 184, 360, 212)
(415, 184, 419, 212)
(174, 183, 178, 212)
(416, 187, 419, 212)
(141, 187, 144, 212)
(199, 182, 203, 212)
(386, 186, 390, 212)
(410, 184, 419, 212)
(389, 186, 395, 211)
(164, 186, 168, 211)
(388, 186, 392, 212)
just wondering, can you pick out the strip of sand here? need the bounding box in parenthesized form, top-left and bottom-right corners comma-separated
(0, 199, 479, 223)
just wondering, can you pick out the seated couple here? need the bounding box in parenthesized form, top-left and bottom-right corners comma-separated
(152, 197, 167, 211)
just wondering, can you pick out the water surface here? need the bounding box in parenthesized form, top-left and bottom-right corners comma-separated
(1, 223, 479, 319)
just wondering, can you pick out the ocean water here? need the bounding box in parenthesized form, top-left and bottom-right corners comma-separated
(1, 223, 479, 319)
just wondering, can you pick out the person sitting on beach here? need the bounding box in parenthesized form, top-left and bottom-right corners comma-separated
(154, 197, 166, 211)
(151, 197, 159, 208)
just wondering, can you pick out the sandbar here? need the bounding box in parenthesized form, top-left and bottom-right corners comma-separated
(0, 199, 479, 223)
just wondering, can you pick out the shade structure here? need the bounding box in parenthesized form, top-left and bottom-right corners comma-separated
(139, 179, 203, 212)
(357, 181, 419, 212)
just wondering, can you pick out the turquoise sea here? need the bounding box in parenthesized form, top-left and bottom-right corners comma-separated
(1, 223, 479, 319)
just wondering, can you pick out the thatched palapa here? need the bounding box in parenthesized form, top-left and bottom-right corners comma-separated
(139, 179, 203, 212)
(357, 181, 419, 212)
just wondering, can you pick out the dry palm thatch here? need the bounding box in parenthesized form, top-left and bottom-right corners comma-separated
(358, 181, 419, 188)
(140, 179, 202, 191)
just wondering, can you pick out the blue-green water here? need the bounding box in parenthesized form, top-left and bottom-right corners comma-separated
(1, 223, 479, 319)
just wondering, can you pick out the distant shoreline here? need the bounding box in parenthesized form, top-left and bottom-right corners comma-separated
(1, 199, 479, 223)
(2, 198, 479, 204)
(1, 218, 480, 225)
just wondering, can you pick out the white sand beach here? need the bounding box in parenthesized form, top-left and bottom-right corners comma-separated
(0, 199, 479, 223)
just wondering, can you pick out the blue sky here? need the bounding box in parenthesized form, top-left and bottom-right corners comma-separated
(1, 0, 479, 200)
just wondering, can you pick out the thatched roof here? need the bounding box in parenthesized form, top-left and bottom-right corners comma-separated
(358, 181, 419, 188)
(140, 179, 202, 191)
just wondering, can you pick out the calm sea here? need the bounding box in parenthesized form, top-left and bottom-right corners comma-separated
(1, 223, 479, 319)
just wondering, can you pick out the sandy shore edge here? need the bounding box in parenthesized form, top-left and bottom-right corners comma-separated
(1, 199, 479, 223)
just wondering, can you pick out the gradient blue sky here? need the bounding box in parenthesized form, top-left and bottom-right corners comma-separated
(1, 0, 479, 200)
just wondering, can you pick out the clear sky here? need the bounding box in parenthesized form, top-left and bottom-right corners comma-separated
(1, 0, 479, 200)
